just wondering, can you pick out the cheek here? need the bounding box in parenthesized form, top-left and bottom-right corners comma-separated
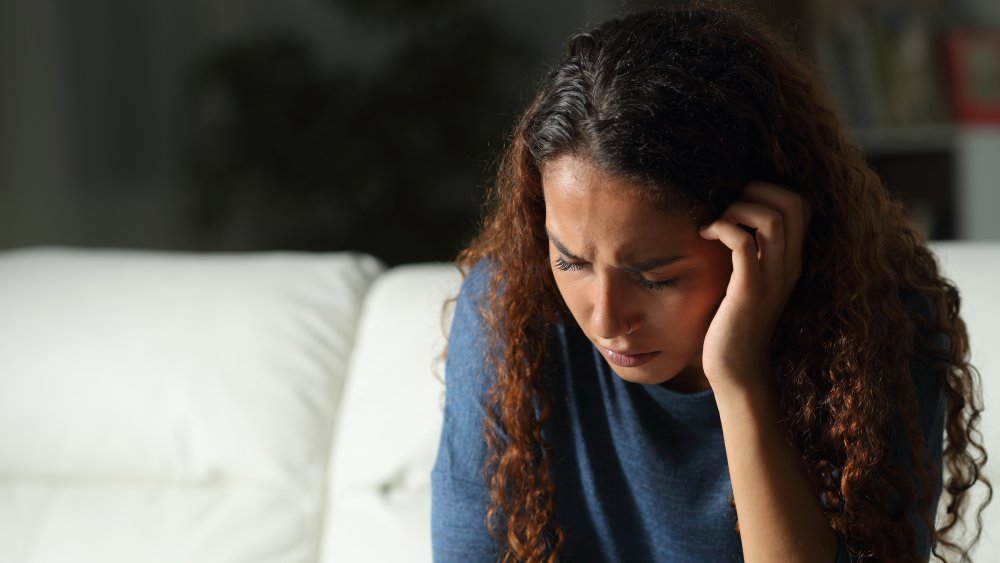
(707, 247, 735, 287)
(649, 292, 710, 330)
(551, 272, 585, 316)
(647, 283, 726, 338)
(689, 250, 733, 312)
(692, 272, 729, 318)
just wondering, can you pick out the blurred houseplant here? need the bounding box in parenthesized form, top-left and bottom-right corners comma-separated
(184, 3, 532, 264)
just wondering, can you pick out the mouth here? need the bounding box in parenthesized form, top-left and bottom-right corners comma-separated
(601, 347, 660, 368)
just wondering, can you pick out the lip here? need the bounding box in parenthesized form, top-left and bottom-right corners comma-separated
(601, 347, 660, 368)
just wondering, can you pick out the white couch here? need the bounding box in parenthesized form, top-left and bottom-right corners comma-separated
(0, 243, 996, 563)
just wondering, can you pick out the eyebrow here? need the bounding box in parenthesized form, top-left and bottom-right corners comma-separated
(547, 231, 583, 261)
(545, 229, 688, 272)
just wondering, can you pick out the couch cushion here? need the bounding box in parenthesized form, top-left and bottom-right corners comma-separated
(0, 248, 383, 563)
(321, 264, 460, 563)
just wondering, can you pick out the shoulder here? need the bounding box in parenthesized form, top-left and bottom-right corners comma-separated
(445, 260, 501, 403)
(436, 263, 496, 476)
(453, 260, 494, 323)
(460, 259, 494, 298)
(450, 259, 495, 344)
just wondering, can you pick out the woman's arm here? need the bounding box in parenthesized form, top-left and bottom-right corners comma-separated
(713, 332, 945, 563)
(701, 182, 946, 562)
(431, 262, 501, 562)
(713, 371, 839, 562)
(699, 183, 839, 562)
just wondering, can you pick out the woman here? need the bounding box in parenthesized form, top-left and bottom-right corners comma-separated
(431, 5, 988, 562)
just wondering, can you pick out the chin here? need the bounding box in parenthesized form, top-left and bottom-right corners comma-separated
(607, 364, 677, 386)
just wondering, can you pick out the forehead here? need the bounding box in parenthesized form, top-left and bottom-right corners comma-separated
(541, 154, 649, 201)
(541, 155, 697, 254)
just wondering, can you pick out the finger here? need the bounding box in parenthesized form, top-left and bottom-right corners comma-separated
(740, 182, 809, 283)
(699, 219, 760, 297)
(717, 201, 785, 284)
(741, 182, 809, 248)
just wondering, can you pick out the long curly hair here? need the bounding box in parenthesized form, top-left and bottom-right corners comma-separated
(455, 4, 989, 561)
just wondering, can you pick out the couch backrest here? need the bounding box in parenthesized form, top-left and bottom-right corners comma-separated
(926, 242, 1000, 559)
(320, 264, 460, 563)
(0, 248, 383, 563)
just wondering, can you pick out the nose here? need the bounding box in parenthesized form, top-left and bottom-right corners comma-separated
(591, 275, 638, 340)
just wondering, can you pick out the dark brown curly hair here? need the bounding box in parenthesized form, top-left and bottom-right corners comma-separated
(455, 4, 990, 561)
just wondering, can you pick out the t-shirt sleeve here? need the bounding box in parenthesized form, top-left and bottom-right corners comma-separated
(431, 262, 501, 562)
(833, 331, 947, 562)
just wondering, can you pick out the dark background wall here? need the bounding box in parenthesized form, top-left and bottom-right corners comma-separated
(2, 0, 998, 264)
(0, 0, 623, 264)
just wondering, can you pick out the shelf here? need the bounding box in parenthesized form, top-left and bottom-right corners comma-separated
(850, 124, 956, 155)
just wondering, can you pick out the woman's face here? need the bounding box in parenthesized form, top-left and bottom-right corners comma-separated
(542, 155, 733, 392)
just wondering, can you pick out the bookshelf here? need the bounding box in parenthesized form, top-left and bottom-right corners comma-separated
(748, 0, 1000, 240)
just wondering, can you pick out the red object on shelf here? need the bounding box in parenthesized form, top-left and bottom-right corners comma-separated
(944, 31, 1000, 123)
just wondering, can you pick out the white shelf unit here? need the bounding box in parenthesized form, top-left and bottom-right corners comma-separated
(956, 127, 1000, 240)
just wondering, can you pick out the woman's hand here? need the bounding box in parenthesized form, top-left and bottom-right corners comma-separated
(697, 182, 810, 393)
(700, 184, 835, 563)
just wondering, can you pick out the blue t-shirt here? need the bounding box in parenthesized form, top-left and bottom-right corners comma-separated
(431, 263, 945, 562)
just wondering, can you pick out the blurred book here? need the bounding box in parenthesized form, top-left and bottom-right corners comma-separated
(817, 5, 950, 130)
(944, 31, 1000, 123)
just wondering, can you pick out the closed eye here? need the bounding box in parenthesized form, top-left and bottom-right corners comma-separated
(555, 256, 679, 290)
(633, 274, 679, 290)
(553, 256, 585, 271)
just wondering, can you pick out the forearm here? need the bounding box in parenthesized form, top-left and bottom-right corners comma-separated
(714, 370, 838, 563)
